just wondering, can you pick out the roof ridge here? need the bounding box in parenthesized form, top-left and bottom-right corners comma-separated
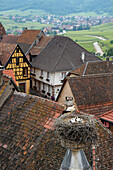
(52, 38, 69, 72)
(68, 73, 113, 80)
(14, 91, 63, 107)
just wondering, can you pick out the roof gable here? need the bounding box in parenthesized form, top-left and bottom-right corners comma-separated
(5, 44, 31, 68)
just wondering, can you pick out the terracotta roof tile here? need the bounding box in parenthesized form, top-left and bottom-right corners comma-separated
(68, 73, 113, 107)
(0, 91, 64, 169)
(71, 60, 113, 75)
(17, 29, 42, 45)
(0, 23, 6, 37)
(100, 109, 113, 123)
(0, 35, 19, 44)
(3, 70, 17, 85)
(30, 36, 53, 55)
(0, 43, 16, 65)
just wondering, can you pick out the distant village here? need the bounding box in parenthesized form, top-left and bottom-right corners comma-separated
(1, 13, 113, 35)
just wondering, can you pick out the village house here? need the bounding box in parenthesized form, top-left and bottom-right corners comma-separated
(4, 45, 31, 93)
(31, 35, 101, 100)
(56, 73, 113, 129)
(0, 67, 113, 169)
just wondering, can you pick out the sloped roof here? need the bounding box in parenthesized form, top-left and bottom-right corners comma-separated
(31, 35, 101, 72)
(0, 92, 64, 169)
(17, 29, 42, 45)
(0, 23, 6, 37)
(68, 73, 113, 108)
(30, 36, 53, 55)
(0, 97, 113, 169)
(3, 70, 17, 85)
(71, 60, 113, 75)
(0, 43, 16, 65)
(100, 109, 113, 123)
(0, 34, 19, 44)
(18, 43, 31, 55)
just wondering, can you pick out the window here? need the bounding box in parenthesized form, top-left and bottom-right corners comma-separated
(23, 67, 28, 77)
(65, 97, 73, 101)
(46, 72, 50, 81)
(39, 70, 43, 79)
(41, 70, 43, 76)
(16, 58, 19, 65)
(61, 72, 66, 80)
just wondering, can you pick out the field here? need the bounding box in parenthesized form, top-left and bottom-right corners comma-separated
(64, 22, 113, 54)
(0, 16, 53, 34)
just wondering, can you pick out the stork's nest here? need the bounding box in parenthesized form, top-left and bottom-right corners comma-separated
(54, 112, 97, 146)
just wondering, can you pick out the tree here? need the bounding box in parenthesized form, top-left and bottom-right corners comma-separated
(107, 47, 113, 56)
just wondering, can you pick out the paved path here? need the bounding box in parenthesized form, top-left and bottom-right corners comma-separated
(86, 35, 106, 56)
(93, 42, 104, 56)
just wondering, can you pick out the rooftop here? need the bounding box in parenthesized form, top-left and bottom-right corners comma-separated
(70, 60, 113, 76)
(0, 43, 16, 66)
(31, 35, 101, 72)
(17, 29, 42, 45)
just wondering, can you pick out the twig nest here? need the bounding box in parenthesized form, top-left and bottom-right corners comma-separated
(54, 112, 97, 149)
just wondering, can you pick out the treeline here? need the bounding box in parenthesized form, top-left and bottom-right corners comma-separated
(0, 0, 113, 16)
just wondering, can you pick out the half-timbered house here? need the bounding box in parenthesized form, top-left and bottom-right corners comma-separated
(5, 45, 31, 93)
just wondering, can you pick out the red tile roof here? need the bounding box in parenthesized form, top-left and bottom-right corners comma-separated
(0, 92, 64, 169)
(71, 60, 113, 75)
(0, 43, 16, 65)
(0, 23, 6, 37)
(100, 109, 113, 123)
(3, 70, 17, 85)
(0, 35, 19, 44)
(17, 29, 42, 44)
(30, 36, 53, 55)
(68, 74, 113, 108)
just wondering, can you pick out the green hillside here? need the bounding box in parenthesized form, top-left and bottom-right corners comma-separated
(0, 0, 113, 16)
(64, 22, 113, 54)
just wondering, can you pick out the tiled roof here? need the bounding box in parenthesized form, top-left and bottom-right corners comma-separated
(31, 35, 101, 72)
(0, 35, 19, 44)
(93, 116, 113, 169)
(68, 74, 113, 108)
(18, 43, 31, 55)
(3, 70, 17, 85)
(0, 43, 16, 65)
(71, 60, 113, 75)
(100, 109, 113, 123)
(0, 96, 113, 169)
(78, 101, 113, 117)
(30, 36, 53, 55)
(0, 23, 6, 37)
(17, 29, 42, 45)
(0, 92, 64, 169)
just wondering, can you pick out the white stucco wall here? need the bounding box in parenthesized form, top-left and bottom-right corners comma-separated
(31, 67, 68, 99)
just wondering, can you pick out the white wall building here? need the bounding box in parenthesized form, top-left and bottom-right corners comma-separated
(31, 35, 101, 100)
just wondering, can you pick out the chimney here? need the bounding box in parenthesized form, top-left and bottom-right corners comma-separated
(55, 112, 97, 170)
(0, 66, 4, 86)
(81, 52, 85, 63)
